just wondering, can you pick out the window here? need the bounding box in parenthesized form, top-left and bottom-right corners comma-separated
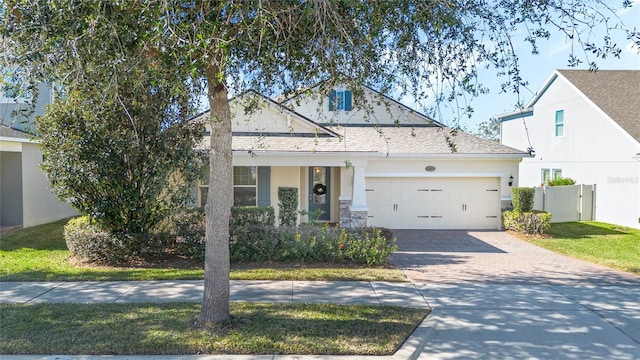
(233, 166, 257, 206)
(328, 90, 352, 111)
(552, 169, 562, 180)
(199, 165, 210, 207)
(199, 166, 267, 207)
(541, 168, 563, 185)
(555, 110, 564, 137)
(541, 169, 551, 184)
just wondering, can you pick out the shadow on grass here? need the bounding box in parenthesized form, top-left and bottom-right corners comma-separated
(546, 222, 630, 239)
(0, 268, 204, 282)
(0, 302, 426, 355)
(0, 219, 69, 252)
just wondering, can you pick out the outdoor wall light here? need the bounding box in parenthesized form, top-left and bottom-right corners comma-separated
(508, 175, 514, 187)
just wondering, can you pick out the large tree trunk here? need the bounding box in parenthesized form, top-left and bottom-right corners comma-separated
(200, 65, 232, 323)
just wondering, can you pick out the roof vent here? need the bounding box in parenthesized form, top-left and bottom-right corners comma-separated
(425, 166, 436, 172)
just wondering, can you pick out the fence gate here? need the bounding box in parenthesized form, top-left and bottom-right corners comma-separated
(533, 184, 596, 223)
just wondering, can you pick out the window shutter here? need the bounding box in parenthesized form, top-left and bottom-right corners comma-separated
(257, 166, 271, 206)
(328, 90, 336, 111)
(344, 90, 352, 111)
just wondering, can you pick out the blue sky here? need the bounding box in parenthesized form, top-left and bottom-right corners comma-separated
(455, 2, 640, 132)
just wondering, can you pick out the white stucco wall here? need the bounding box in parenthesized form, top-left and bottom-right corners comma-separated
(21, 143, 77, 227)
(1, 150, 23, 226)
(501, 74, 640, 228)
(365, 157, 522, 201)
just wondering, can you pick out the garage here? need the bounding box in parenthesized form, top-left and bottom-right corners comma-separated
(365, 177, 502, 229)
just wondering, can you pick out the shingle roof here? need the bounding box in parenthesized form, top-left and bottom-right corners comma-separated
(198, 126, 527, 156)
(332, 126, 527, 155)
(0, 125, 32, 139)
(558, 69, 640, 142)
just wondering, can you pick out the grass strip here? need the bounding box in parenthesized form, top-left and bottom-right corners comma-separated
(0, 302, 427, 355)
(522, 222, 640, 275)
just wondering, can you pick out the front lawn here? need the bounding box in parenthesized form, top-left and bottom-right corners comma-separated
(0, 302, 427, 355)
(0, 219, 406, 282)
(523, 222, 640, 275)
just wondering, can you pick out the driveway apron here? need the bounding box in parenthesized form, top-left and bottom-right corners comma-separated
(391, 230, 640, 360)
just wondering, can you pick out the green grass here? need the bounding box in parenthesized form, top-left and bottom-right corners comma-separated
(524, 222, 640, 275)
(0, 302, 427, 355)
(0, 219, 406, 282)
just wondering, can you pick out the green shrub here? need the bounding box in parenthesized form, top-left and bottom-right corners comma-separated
(278, 187, 299, 226)
(503, 210, 551, 235)
(231, 206, 275, 227)
(169, 207, 206, 261)
(511, 187, 535, 212)
(229, 225, 281, 262)
(229, 225, 396, 266)
(546, 177, 576, 186)
(64, 216, 129, 263)
(338, 227, 397, 266)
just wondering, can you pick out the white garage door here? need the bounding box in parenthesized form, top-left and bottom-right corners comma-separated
(365, 177, 501, 229)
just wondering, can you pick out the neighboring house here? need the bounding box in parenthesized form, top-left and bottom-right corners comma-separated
(498, 69, 640, 229)
(196, 86, 528, 230)
(0, 84, 77, 231)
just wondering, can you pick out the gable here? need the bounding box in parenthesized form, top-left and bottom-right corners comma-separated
(524, 70, 640, 143)
(196, 91, 334, 137)
(281, 85, 438, 127)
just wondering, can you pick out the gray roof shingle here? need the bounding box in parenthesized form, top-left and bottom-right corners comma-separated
(0, 125, 32, 139)
(207, 126, 527, 156)
(558, 69, 640, 142)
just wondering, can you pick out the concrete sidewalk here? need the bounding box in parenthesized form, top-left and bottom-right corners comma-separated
(2, 280, 640, 359)
(1, 280, 430, 360)
(0, 280, 429, 308)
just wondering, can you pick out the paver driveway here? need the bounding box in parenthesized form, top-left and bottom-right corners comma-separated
(391, 229, 640, 285)
(391, 230, 640, 360)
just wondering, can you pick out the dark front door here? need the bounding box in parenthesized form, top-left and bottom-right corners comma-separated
(308, 167, 331, 221)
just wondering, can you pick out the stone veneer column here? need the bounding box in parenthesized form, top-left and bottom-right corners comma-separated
(339, 198, 352, 227)
(349, 166, 368, 227)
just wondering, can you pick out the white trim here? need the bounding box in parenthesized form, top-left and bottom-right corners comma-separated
(372, 153, 529, 159)
(365, 172, 505, 178)
(0, 136, 38, 144)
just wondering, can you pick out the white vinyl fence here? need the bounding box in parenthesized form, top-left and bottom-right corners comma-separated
(533, 184, 596, 223)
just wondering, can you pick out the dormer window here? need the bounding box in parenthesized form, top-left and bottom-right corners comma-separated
(328, 89, 352, 111)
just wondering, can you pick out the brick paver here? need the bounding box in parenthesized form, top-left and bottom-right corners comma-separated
(391, 230, 640, 285)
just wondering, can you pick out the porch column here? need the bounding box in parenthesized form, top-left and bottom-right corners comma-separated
(349, 166, 368, 227)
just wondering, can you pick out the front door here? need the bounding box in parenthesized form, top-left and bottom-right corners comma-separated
(308, 167, 331, 221)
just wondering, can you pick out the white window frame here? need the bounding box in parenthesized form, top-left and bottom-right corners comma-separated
(555, 109, 564, 137)
(233, 166, 258, 206)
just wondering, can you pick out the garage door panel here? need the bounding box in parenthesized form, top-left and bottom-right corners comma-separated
(365, 177, 501, 230)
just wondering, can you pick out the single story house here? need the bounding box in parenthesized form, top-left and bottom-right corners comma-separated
(195, 86, 529, 230)
(497, 69, 640, 229)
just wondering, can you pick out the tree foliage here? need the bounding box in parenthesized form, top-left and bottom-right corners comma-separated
(4, 2, 205, 236)
(475, 117, 501, 143)
(3, 0, 636, 323)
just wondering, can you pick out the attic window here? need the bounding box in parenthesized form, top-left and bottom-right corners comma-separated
(328, 90, 352, 111)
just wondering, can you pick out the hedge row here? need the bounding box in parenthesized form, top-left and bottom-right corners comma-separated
(65, 207, 396, 266)
(230, 225, 396, 265)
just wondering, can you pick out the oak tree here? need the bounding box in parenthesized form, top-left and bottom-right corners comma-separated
(3, 0, 636, 322)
